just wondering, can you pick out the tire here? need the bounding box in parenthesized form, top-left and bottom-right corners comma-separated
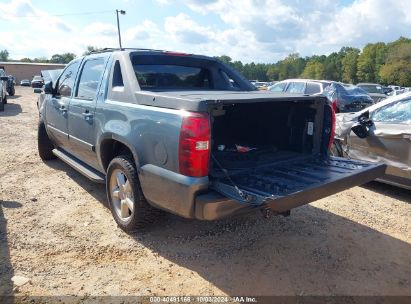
(106, 155, 159, 232)
(9, 87, 15, 96)
(330, 140, 343, 157)
(37, 121, 56, 160)
(3, 94, 7, 104)
(0, 98, 4, 112)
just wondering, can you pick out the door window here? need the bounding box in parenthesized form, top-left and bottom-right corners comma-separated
(76, 58, 106, 100)
(372, 99, 411, 123)
(305, 82, 322, 95)
(58, 60, 80, 97)
(269, 82, 287, 92)
(285, 82, 305, 94)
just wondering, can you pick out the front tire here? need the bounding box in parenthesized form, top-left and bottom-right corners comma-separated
(106, 155, 158, 232)
(37, 121, 56, 160)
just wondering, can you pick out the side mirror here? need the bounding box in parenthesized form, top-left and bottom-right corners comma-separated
(351, 110, 373, 138)
(0, 76, 8, 81)
(358, 110, 373, 127)
(43, 81, 53, 94)
(351, 123, 368, 138)
(33, 88, 43, 94)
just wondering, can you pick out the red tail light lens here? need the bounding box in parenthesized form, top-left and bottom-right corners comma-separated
(328, 104, 336, 150)
(331, 99, 338, 113)
(179, 112, 210, 177)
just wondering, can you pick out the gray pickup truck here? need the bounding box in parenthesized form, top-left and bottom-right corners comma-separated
(37, 49, 386, 231)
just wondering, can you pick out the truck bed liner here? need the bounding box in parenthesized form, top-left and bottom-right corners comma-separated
(211, 156, 386, 211)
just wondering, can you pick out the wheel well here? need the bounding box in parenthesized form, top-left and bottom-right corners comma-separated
(100, 139, 134, 172)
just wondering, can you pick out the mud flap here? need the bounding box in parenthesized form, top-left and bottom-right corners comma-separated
(211, 156, 386, 212)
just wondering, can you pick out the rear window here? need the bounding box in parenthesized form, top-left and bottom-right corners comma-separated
(134, 64, 212, 90)
(358, 84, 383, 94)
(344, 86, 367, 95)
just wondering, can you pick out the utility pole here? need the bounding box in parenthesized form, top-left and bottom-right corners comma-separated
(116, 9, 126, 49)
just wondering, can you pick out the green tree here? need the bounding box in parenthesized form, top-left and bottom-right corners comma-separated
(379, 40, 411, 86)
(50, 53, 76, 64)
(341, 48, 360, 83)
(20, 57, 33, 62)
(300, 60, 325, 79)
(356, 42, 386, 83)
(0, 49, 9, 61)
(83, 46, 103, 55)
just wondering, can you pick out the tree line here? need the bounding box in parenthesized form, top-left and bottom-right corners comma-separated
(1, 37, 410, 86)
(215, 37, 411, 86)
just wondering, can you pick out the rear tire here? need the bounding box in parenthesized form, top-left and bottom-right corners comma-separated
(37, 121, 56, 160)
(106, 155, 159, 232)
(4, 94, 7, 104)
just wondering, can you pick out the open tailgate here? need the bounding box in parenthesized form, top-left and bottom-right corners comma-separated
(211, 156, 386, 212)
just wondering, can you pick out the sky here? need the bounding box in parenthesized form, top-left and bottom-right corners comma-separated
(0, 0, 410, 63)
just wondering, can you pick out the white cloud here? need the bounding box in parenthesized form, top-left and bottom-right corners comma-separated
(0, 0, 411, 63)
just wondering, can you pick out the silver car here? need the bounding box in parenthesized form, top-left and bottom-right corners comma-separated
(332, 93, 411, 190)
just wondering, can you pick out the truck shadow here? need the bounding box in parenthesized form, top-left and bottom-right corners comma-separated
(0, 200, 22, 299)
(44, 159, 411, 295)
(134, 205, 411, 296)
(0, 103, 22, 117)
(6, 95, 21, 100)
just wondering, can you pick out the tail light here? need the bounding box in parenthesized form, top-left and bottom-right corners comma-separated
(331, 99, 338, 113)
(179, 112, 210, 177)
(328, 104, 336, 150)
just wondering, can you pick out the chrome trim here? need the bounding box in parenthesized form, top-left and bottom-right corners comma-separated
(69, 134, 94, 151)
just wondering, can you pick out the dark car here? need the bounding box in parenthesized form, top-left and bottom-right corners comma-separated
(20, 79, 31, 86)
(0, 69, 8, 111)
(31, 75, 44, 88)
(356, 83, 387, 103)
(332, 93, 411, 190)
(323, 83, 374, 113)
(7, 75, 15, 96)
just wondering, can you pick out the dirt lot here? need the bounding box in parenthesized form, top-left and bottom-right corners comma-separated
(0, 86, 410, 298)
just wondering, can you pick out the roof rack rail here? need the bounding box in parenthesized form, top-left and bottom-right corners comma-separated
(89, 47, 167, 54)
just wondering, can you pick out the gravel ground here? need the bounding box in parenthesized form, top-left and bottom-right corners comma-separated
(0, 87, 410, 297)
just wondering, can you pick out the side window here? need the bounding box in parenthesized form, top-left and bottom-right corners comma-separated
(269, 82, 287, 92)
(372, 99, 411, 123)
(220, 70, 240, 89)
(112, 60, 124, 87)
(58, 61, 80, 97)
(286, 82, 305, 94)
(305, 82, 321, 95)
(76, 58, 105, 100)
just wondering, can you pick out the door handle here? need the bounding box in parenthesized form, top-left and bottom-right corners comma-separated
(82, 110, 93, 120)
(59, 105, 67, 113)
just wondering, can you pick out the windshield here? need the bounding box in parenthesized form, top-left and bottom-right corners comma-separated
(358, 84, 383, 94)
(130, 53, 252, 91)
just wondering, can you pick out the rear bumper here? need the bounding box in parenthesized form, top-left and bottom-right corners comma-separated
(140, 160, 387, 221)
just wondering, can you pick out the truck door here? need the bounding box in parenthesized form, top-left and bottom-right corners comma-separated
(45, 60, 81, 149)
(67, 56, 108, 168)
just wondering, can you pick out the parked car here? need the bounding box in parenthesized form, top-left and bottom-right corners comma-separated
(20, 79, 31, 86)
(356, 82, 387, 103)
(332, 92, 411, 190)
(37, 49, 385, 231)
(323, 83, 374, 113)
(6, 75, 15, 96)
(268, 79, 332, 95)
(0, 69, 8, 111)
(31, 75, 44, 88)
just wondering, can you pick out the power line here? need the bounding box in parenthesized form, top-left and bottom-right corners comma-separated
(0, 9, 113, 18)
